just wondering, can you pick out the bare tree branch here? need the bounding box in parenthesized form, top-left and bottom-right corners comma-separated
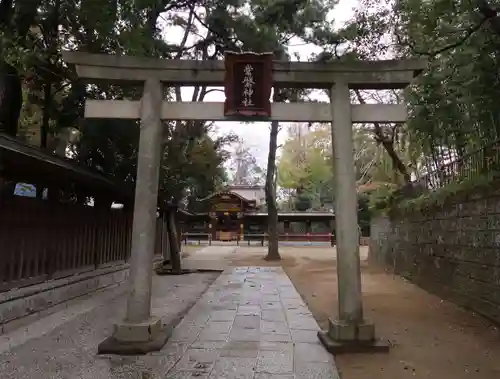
(354, 89, 411, 182)
(174, 5, 195, 102)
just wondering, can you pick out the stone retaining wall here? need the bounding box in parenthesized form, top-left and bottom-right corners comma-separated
(370, 194, 500, 324)
(0, 264, 130, 334)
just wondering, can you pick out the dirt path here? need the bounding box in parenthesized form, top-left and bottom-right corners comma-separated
(226, 246, 500, 379)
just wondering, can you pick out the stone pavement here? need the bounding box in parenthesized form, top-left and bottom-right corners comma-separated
(162, 266, 340, 378)
(0, 262, 340, 378)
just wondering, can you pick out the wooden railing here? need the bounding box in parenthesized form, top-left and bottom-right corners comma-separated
(279, 233, 333, 242)
(181, 232, 370, 247)
(182, 232, 212, 245)
(0, 197, 145, 292)
(0, 197, 133, 291)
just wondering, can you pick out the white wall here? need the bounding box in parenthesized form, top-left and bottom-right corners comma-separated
(230, 187, 265, 206)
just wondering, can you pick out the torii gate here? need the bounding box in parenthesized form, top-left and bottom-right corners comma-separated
(64, 51, 425, 354)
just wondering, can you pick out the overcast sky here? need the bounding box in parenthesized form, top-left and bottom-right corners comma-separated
(162, 0, 357, 167)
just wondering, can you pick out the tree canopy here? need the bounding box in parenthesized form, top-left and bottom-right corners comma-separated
(2, 0, 499, 209)
(277, 122, 406, 210)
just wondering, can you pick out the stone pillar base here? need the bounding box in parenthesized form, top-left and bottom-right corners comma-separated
(98, 317, 170, 355)
(317, 319, 390, 355)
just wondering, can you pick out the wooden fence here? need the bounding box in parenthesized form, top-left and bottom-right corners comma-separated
(0, 197, 167, 292)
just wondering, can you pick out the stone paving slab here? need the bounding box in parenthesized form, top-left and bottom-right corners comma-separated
(161, 266, 340, 379)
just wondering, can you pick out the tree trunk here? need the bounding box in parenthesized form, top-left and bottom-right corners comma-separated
(265, 120, 281, 261)
(0, 61, 22, 137)
(162, 212, 171, 265)
(41, 82, 51, 149)
(380, 139, 411, 183)
(167, 207, 182, 273)
(40, 0, 60, 150)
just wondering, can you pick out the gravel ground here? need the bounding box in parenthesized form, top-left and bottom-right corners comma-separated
(0, 272, 219, 379)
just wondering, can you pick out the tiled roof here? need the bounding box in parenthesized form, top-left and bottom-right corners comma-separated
(196, 190, 255, 203)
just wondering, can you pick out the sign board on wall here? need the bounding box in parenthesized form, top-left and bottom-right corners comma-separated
(224, 52, 273, 118)
(213, 203, 241, 212)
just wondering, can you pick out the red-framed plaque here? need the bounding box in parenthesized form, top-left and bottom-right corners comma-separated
(224, 52, 273, 118)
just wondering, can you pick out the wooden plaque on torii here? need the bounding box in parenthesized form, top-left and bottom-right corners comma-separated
(224, 52, 273, 118)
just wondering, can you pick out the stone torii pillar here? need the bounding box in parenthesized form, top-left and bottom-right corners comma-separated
(98, 78, 166, 354)
(317, 80, 389, 353)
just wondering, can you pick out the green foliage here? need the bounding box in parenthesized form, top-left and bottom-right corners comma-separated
(278, 124, 334, 209)
(277, 122, 413, 210)
(369, 171, 500, 218)
(397, 0, 500, 173)
(294, 193, 312, 211)
(358, 194, 371, 235)
(1, 0, 236, 204)
(5, 0, 499, 211)
(395, 173, 500, 215)
(311, 0, 500, 186)
(365, 183, 399, 213)
(308, 0, 500, 212)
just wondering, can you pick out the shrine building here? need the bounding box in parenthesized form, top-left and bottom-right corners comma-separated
(180, 185, 335, 242)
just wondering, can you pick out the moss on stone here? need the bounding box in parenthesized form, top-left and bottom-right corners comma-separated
(371, 172, 500, 217)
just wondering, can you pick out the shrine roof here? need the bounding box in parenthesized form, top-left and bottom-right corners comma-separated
(246, 211, 335, 218)
(227, 184, 264, 190)
(0, 133, 132, 202)
(182, 211, 335, 219)
(196, 190, 256, 204)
